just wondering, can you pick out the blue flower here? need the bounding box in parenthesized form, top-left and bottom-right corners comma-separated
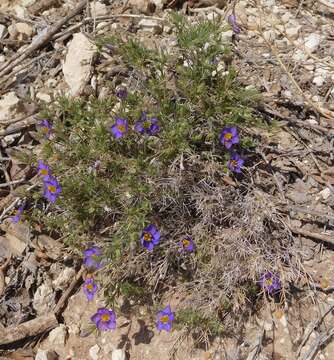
(43, 176, 61, 203)
(140, 224, 160, 251)
(227, 153, 244, 173)
(134, 112, 160, 136)
(156, 305, 174, 332)
(83, 246, 102, 269)
(110, 118, 128, 139)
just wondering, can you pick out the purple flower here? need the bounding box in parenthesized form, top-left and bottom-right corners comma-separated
(11, 204, 24, 223)
(179, 236, 195, 252)
(259, 272, 281, 294)
(91, 308, 116, 331)
(156, 305, 174, 332)
(83, 278, 98, 301)
(134, 112, 160, 136)
(37, 160, 51, 178)
(43, 176, 61, 203)
(116, 87, 128, 100)
(140, 224, 160, 251)
(110, 118, 128, 139)
(228, 14, 241, 34)
(39, 119, 52, 139)
(219, 127, 239, 149)
(227, 153, 244, 173)
(83, 246, 102, 269)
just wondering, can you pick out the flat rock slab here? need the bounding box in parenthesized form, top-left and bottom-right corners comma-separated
(62, 33, 96, 97)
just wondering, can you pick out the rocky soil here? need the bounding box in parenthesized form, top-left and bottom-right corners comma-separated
(0, 0, 333, 359)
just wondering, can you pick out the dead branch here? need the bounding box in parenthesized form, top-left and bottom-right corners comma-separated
(0, 0, 87, 78)
(297, 304, 334, 357)
(53, 266, 85, 316)
(299, 327, 334, 360)
(0, 314, 58, 349)
(290, 227, 334, 246)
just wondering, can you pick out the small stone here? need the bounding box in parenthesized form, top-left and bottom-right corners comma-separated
(112, 349, 126, 360)
(89, 344, 100, 360)
(0, 92, 21, 122)
(36, 92, 51, 103)
(319, 188, 331, 200)
(33, 282, 56, 315)
(293, 49, 306, 61)
(48, 325, 67, 346)
(15, 22, 34, 37)
(304, 33, 321, 53)
(221, 30, 233, 43)
(313, 76, 325, 87)
(35, 349, 58, 360)
(263, 29, 276, 42)
(281, 12, 291, 23)
(63, 33, 97, 97)
(46, 79, 57, 88)
(90, 1, 107, 17)
(0, 55, 5, 62)
(262, 0, 275, 6)
(138, 18, 162, 34)
(8, 22, 34, 39)
(0, 24, 7, 39)
(52, 267, 76, 290)
(286, 25, 301, 39)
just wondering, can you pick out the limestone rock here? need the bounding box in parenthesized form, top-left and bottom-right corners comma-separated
(0, 25, 7, 39)
(112, 349, 126, 360)
(47, 325, 67, 346)
(52, 267, 76, 290)
(62, 33, 97, 97)
(304, 33, 321, 53)
(36, 92, 51, 103)
(90, 1, 108, 17)
(89, 344, 100, 360)
(35, 349, 58, 360)
(33, 282, 56, 315)
(0, 92, 21, 123)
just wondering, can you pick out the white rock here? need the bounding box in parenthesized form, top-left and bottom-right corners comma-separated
(89, 344, 100, 360)
(0, 24, 7, 39)
(293, 49, 307, 62)
(35, 349, 58, 360)
(33, 282, 56, 315)
(152, 0, 164, 9)
(262, 0, 275, 6)
(53, 267, 76, 290)
(304, 33, 321, 53)
(281, 12, 291, 23)
(0, 55, 5, 62)
(36, 92, 51, 103)
(21, 0, 36, 6)
(8, 22, 34, 39)
(313, 76, 325, 87)
(221, 30, 233, 43)
(63, 33, 97, 97)
(112, 349, 126, 360)
(46, 79, 57, 88)
(286, 25, 301, 40)
(90, 1, 107, 17)
(319, 188, 331, 200)
(263, 30, 276, 42)
(48, 325, 67, 346)
(138, 18, 159, 29)
(15, 22, 34, 37)
(0, 92, 21, 122)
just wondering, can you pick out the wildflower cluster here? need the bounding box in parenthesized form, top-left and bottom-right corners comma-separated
(36, 120, 62, 203)
(29, 16, 288, 339)
(219, 126, 244, 173)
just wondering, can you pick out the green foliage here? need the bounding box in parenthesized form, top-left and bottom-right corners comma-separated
(176, 308, 224, 337)
(25, 15, 271, 340)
